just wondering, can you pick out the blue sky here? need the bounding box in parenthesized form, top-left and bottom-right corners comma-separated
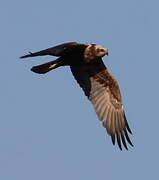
(1, 0, 159, 179)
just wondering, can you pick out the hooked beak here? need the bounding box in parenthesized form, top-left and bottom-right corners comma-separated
(104, 47, 108, 56)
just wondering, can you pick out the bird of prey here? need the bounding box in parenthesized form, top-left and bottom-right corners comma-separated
(20, 42, 133, 150)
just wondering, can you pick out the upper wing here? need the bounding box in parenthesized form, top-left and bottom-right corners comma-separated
(20, 42, 88, 59)
(70, 60, 133, 150)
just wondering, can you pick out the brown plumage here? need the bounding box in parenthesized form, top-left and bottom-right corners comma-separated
(20, 42, 133, 150)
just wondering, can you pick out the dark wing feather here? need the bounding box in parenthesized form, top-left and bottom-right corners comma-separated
(70, 60, 133, 150)
(20, 42, 88, 59)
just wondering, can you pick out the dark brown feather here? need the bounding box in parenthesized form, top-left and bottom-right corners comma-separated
(116, 132, 122, 150)
(121, 131, 128, 150)
(111, 134, 116, 145)
(124, 130, 133, 147)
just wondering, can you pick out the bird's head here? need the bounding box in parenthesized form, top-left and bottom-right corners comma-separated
(95, 45, 108, 57)
(84, 44, 108, 62)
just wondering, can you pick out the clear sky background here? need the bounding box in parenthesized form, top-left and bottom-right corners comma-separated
(0, 0, 158, 179)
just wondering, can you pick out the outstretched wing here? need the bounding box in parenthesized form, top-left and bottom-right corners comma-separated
(70, 60, 133, 150)
(20, 42, 88, 59)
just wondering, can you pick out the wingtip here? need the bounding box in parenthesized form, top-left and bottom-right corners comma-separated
(30, 66, 48, 74)
(124, 129, 133, 147)
(20, 55, 29, 59)
(111, 134, 116, 145)
(20, 52, 33, 59)
(30, 66, 42, 74)
(19, 56, 25, 59)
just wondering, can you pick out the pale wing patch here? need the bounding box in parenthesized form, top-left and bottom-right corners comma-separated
(70, 63, 133, 150)
(89, 76, 133, 150)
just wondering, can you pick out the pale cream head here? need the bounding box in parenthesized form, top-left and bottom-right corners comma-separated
(84, 44, 108, 61)
(94, 45, 108, 57)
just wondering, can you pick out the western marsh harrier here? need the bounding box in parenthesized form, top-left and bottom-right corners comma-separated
(20, 42, 133, 150)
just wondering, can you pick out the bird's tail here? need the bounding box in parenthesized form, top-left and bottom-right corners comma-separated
(31, 58, 62, 74)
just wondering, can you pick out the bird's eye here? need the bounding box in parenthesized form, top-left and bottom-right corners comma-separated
(100, 49, 105, 52)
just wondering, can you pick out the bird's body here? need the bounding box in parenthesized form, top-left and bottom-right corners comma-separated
(20, 42, 133, 150)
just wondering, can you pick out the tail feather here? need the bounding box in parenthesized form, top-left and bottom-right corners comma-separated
(31, 59, 61, 74)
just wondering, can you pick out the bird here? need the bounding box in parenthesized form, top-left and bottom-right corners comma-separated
(20, 42, 133, 150)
